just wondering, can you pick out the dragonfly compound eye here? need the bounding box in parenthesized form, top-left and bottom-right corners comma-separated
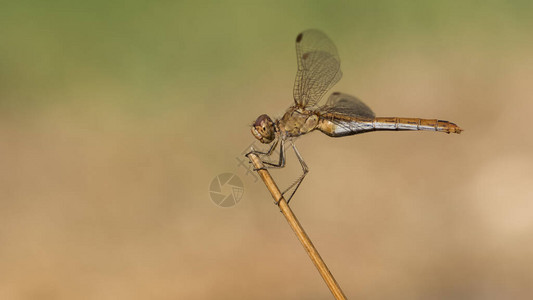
(252, 114, 275, 143)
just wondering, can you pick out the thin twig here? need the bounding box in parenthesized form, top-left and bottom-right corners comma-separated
(247, 152, 347, 300)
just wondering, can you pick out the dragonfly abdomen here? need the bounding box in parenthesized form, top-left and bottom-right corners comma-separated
(374, 117, 462, 134)
(318, 116, 462, 137)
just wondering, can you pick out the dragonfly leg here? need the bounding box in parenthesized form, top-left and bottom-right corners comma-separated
(261, 139, 286, 169)
(246, 138, 278, 156)
(282, 143, 309, 204)
(246, 139, 286, 171)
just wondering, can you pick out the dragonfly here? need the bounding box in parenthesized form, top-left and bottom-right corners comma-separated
(248, 29, 462, 204)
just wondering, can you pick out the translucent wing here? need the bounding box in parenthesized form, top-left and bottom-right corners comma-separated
(293, 29, 342, 108)
(319, 92, 375, 118)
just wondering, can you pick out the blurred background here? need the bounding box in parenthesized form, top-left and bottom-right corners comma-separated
(1, 1, 533, 299)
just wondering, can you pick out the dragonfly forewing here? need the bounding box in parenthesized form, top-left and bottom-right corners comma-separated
(293, 29, 342, 108)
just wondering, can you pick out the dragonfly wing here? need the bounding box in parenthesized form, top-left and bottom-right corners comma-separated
(293, 29, 342, 108)
(320, 92, 375, 118)
(315, 92, 376, 136)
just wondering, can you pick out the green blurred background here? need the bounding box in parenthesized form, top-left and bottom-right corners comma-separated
(1, 1, 533, 299)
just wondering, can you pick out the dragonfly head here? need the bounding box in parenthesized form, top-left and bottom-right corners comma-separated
(251, 114, 276, 144)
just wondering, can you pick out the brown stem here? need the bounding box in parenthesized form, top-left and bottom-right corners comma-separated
(247, 152, 347, 300)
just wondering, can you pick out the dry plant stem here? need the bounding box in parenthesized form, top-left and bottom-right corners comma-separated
(247, 152, 347, 300)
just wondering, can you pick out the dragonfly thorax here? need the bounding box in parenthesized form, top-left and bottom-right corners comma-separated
(251, 114, 277, 144)
(278, 107, 319, 138)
